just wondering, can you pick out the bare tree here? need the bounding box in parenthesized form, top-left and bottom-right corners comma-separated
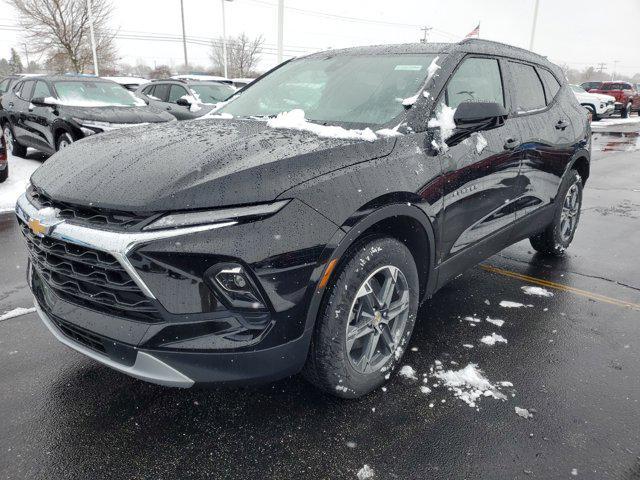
(148, 65, 173, 80)
(7, 0, 117, 73)
(210, 33, 264, 78)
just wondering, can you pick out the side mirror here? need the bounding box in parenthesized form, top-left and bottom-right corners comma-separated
(453, 102, 508, 131)
(176, 98, 191, 107)
(31, 96, 57, 107)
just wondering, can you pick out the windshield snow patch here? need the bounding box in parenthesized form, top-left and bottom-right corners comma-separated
(266, 109, 378, 142)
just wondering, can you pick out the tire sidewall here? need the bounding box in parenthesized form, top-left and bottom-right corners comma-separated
(549, 171, 583, 252)
(313, 236, 419, 398)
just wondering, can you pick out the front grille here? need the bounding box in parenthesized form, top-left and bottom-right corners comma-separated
(27, 186, 151, 230)
(50, 315, 106, 353)
(20, 220, 161, 322)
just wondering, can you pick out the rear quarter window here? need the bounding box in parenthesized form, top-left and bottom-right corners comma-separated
(538, 69, 561, 104)
(508, 61, 546, 113)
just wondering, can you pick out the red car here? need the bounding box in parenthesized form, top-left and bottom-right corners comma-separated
(588, 81, 640, 118)
(0, 131, 7, 183)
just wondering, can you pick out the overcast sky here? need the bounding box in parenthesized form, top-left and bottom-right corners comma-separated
(1, 0, 639, 76)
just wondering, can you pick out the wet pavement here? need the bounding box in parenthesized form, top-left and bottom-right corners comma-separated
(1, 123, 639, 480)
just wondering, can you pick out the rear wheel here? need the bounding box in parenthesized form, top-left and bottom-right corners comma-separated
(3, 124, 27, 157)
(583, 104, 598, 121)
(621, 102, 632, 118)
(0, 163, 7, 183)
(56, 132, 73, 151)
(529, 170, 583, 256)
(303, 237, 419, 398)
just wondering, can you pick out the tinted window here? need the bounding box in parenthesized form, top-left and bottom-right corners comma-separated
(32, 80, 52, 99)
(538, 69, 561, 104)
(54, 81, 144, 106)
(0, 78, 10, 93)
(602, 83, 630, 91)
(445, 57, 504, 109)
(509, 62, 546, 112)
(17, 80, 35, 100)
(142, 85, 155, 96)
(168, 84, 188, 103)
(152, 83, 170, 101)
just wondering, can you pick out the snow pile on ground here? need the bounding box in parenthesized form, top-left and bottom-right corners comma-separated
(591, 116, 640, 127)
(499, 300, 532, 308)
(485, 316, 504, 327)
(427, 105, 456, 151)
(463, 315, 481, 323)
(515, 406, 534, 419)
(480, 333, 508, 346)
(357, 464, 375, 479)
(267, 109, 377, 142)
(0, 153, 41, 212)
(521, 286, 554, 297)
(0, 307, 36, 322)
(398, 365, 417, 380)
(434, 363, 507, 408)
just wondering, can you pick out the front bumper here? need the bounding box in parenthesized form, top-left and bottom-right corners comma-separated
(597, 104, 615, 117)
(17, 192, 339, 386)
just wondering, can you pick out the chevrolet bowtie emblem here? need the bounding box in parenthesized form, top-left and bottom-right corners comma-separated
(27, 208, 63, 237)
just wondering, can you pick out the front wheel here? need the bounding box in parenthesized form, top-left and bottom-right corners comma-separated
(56, 132, 73, 151)
(621, 102, 632, 118)
(3, 124, 27, 157)
(303, 236, 419, 398)
(529, 170, 583, 256)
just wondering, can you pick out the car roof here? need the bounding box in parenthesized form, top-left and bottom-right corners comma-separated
(16, 75, 116, 83)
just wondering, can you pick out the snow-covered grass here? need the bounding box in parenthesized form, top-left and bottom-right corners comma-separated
(0, 307, 36, 321)
(0, 151, 42, 213)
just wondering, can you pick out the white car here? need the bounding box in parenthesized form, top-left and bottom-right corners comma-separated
(570, 84, 615, 120)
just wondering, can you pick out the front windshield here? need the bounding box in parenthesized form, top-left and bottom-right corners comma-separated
(53, 80, 145, 107)
(190, 83, 236, 103)
(219, 53, 440, 127)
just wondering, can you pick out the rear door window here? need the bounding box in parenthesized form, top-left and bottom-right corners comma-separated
(152, 83, 170, 102)
(32, 80, 52, 99)
(508, 62, 546, 112)
(445, 57, 504, 109)
(538, 69, 561, 104)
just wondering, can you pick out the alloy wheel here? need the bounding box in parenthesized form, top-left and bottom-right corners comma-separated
(345, 265, 410, 374)
(560, 182, 581, 242)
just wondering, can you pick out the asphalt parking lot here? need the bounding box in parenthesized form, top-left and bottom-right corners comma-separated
(1, 119, 639, 480)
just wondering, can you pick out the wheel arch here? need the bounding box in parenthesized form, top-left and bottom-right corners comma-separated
(569, 154, 590, 185)
(303, 198, 437, 333)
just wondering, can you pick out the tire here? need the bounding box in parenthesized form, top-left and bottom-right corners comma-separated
(621, 102, 632, 118)
(529, 170, 583, 256)
(0, 163, 7, 183)
(56, 132, 73, 151)
(303, 236, 420, 399)
(3, 123, 27, 157)
(583, 104, 598, 121)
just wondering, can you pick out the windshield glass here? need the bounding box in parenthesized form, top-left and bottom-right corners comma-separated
(571, 85, 585, 93)
(53, 80, 145, 107)
(219, 53, 440, 126)
(190, 83, 236, 103)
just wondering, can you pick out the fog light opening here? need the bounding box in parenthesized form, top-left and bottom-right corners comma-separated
(206, 263, 268, 311)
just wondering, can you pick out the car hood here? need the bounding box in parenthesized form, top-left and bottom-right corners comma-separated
(60, 105, 174, 124)
(31, 118, 396, 212)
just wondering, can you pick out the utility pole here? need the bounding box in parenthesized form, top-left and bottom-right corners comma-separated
(611, 60, 619, 81)
(277, 0, 284, 63)
(420, 26, 432, 43)
(221, 0, 233, 78)
(529, 0, 540, 51)
(180, 0, 188, 67)
(87, 0, 99, 76)
(596, 62, 606, 74)
(23, 43, 30, 72)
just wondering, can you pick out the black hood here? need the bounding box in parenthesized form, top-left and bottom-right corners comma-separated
(60, 105, 174, 124)
(31, 119, 395, 212)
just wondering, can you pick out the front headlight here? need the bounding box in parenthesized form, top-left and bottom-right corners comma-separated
(143, 200, 290, 231)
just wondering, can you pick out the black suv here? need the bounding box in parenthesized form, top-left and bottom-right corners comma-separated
(0, 75, 174, 156)
(17, 40, 590, 398)
(136, 79, 236, 120)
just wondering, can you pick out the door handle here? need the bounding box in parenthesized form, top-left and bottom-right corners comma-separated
(555, 119, 569, 130)
(504, 138, 519, 150)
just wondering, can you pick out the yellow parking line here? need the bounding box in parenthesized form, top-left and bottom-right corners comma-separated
(480, 264, 640, 311)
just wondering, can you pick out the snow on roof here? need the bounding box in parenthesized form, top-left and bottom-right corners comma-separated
(104, 76, 150, 84)
(171, 74, 231, 82)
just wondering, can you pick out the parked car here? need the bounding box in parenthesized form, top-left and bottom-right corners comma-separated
(136, 79, 235, 120)
(0, 128, 6, 182)
(232, 77, 256, 89)
(103, 76, 150, 91)
(0, 74, 44, 97)
(570, 84, 615, 120)
(171, 74, 234, 85)
(0, 75, 174, 156)
(17, 39, 589, 398)
(587, 81, 640, 118)
(580, 81, 603, 91)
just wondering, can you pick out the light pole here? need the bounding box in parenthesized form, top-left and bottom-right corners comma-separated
(180, 0, 188, 67)
(611, 61, 619, 81)
(87, 0, 99, 75)
(221, 0, 233, 78)
(277, 0, 284, 63)
(529, 0, 540, 51)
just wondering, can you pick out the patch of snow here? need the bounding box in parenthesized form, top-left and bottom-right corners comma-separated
(463, 316, 481, 323)
(499, 300, 531, 308)
(427, 105, 456, 151)
(499, 381, 513, 387)
(521, 286, 554, 297)
(357, 464, 375, 480)
(181, 93, 202, 112)
(0, 152, 41, 212)
(267, 109, 377, 142)
(0, 307, 36, 321)
(402, 94, 418, 106)
(346, 441, 357, 449)
(398, 365, 417, 380)
(335, 385, 348, 392)
(434, 363, 507, 408)
(420, 386, 431, 395)
(480, 333, 507, 346)
(515, 406, 534, 419)
(571, 468, 578, 476)
(474, 133, 488, 154)
(462, 344, 474, 349)
(425, 56, 441, 83)
(485, 316, 505, 327)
